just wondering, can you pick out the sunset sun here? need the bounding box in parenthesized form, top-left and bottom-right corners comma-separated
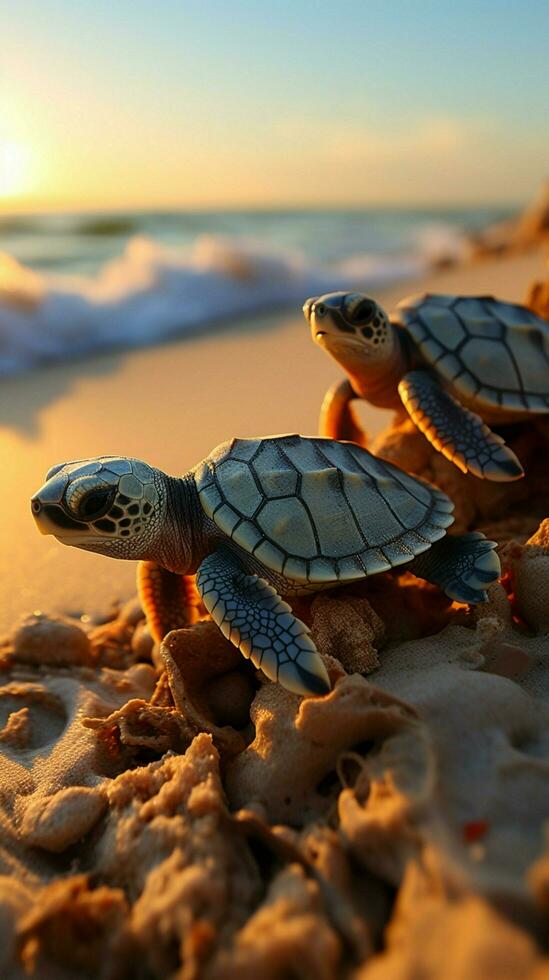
(0, 140, 33, 198)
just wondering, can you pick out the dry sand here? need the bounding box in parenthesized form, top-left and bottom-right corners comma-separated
(0, 248, 545, 632)
(0, 246, 549, 979)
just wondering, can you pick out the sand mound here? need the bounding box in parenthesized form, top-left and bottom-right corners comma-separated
(466, 180, 549, 260)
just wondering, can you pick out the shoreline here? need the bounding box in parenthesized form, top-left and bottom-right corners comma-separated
(0, 246, 546, 633)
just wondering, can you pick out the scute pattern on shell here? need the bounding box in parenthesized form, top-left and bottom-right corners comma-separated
(195, 435, 455, 584)
(393, 294, 549, 411)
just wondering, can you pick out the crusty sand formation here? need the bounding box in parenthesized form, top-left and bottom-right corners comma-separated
(1, 418, 548, 979)
(525, 257, 549, 322)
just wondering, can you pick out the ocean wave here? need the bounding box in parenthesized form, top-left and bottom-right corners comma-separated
(0, 232, 436, 377)
(413, 221, 472, 265)
(0, 216, 39, 235)
(72, 216, 140, 237)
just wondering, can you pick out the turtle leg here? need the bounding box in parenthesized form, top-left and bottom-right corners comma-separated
(137, 560, 202, 644)
(398, 370, 524, 481)
(196, 549, 331, 697)
(319, 378, 366, 444)
(407, 532, 500, 604)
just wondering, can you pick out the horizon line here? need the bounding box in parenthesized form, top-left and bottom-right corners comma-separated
(0, 198, 528, 218)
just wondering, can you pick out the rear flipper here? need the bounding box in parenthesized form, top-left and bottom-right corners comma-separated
(408, 532, 500, 604)
(319, 378, 366, 444)
(137, 561, 202, 643)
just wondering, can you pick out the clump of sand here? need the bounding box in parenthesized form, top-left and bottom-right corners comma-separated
(465, 180, 549, 260)
(525, 256, 549, 320)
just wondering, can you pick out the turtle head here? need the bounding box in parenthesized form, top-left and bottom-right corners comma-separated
(31, 456, 169, 562)
(303, 292, 397, 370)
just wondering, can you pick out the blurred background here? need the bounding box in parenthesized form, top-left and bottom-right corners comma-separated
(1, 0, 548, 625)
(1, 0, 548, 374)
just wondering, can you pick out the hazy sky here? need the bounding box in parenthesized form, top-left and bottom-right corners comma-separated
(2, 0, 548, 209)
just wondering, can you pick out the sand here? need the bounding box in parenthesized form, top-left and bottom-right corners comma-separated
(0, 247, 545, 632)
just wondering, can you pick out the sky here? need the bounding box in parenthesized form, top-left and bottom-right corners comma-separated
(1, 0, 548, 210)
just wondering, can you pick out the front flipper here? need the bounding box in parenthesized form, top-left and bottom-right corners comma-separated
(319, 378, 366, 444)
(408, 532, 500, 604)
(398, 370, 524, 481)
(137, 561, 202, 644)
(196, 550, 331, 697)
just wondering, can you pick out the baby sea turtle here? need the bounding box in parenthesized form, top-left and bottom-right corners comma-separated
(304, 292, 549, 480)
(31, 436, 500, 696)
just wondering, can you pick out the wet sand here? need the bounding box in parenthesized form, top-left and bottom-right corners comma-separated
(0, 247, 545, 632)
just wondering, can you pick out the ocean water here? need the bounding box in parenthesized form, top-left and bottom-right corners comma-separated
(0, 206, 514, 376)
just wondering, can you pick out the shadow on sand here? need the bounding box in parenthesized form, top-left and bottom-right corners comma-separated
(0, 308, 292, 437)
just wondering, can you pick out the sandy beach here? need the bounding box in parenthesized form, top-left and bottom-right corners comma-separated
(0, 247, 545, 633)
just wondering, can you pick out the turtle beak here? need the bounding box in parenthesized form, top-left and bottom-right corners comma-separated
(31, 496, 88, 537)
(307, 300, 333, 343)
(302, 297, 318, 324)
(30, 471, 87, 537)
(30, 497, 50, 534)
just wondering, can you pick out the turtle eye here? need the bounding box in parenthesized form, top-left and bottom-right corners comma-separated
(343, 295, 377, 326)
(77, 488, 116, 522)
(314, 302, 327, 318)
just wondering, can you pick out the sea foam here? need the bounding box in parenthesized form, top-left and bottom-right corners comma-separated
(0, 232, 433, 376)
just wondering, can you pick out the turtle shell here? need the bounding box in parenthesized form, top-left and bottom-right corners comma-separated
(193, 435, 454, 584)
(393, 294, 549, 412)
